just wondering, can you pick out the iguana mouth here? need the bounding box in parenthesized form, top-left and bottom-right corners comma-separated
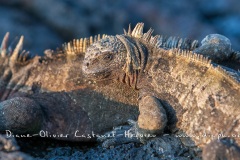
(82, 65, 111, 80)
(94, 71, 111, 80)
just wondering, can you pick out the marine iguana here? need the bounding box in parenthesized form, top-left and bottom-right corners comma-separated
(82, 23, 240, 159)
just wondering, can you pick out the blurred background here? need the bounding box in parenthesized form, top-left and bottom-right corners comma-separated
(0, 0, 240, 55)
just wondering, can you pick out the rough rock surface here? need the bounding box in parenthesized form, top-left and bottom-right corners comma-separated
(0, 134, 202, 160)
(36, 135, 200, 160)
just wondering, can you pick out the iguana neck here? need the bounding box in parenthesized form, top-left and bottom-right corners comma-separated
(116, 35, 149, 89)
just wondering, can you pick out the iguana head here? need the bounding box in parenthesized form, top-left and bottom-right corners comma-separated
(82, 23, 149, 88)
(82, 36, 127, 80)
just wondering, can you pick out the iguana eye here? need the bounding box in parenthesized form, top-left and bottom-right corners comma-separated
(103, 54, 113, 61)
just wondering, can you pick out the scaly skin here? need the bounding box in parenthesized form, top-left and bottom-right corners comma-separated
(82, 23, 240, 159)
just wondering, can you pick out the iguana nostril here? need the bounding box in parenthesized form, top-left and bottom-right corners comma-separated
(86, 63, 89, 67)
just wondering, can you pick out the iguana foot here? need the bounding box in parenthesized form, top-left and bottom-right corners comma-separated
(202, 138, 240, 160)
(98, 119, 152, 148)
(0, 97, 43, 134)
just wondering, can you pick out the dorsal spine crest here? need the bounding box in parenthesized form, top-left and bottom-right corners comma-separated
(124, 22, 199, 51)
(1, 32, 31, 63)
(165, 49, 240, 88)
(122, 23, 239, 88)
(62, 34, 107, 55)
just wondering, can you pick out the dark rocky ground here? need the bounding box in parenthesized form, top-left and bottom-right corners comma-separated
(1, 133, 202, 160)
(0, 0, 240, 159)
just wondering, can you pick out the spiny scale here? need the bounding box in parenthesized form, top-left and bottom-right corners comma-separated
(10, 35, 24, 62)
(154, 36, 199, 51)
(63, 34, 107, 55)
(0, 32, 10, 58)
(173, 49, 212, 66)
(142, 28, 154, 42)
(131, 22, 144, 38)
(124, 23, 199, 51)
(128, 24, 132, 35)
(0, 32, 30, 62)
(149, 35, 160, 45)
(18, 50, 30, 62)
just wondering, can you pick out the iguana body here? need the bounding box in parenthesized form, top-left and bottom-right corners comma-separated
(82, 23, 240, 159)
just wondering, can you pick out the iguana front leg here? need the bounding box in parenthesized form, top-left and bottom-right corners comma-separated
(137, 95, 167, 140)
(0, 97, 43, 134)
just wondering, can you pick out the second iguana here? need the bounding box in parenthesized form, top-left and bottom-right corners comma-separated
(0, 32, 139, 141)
